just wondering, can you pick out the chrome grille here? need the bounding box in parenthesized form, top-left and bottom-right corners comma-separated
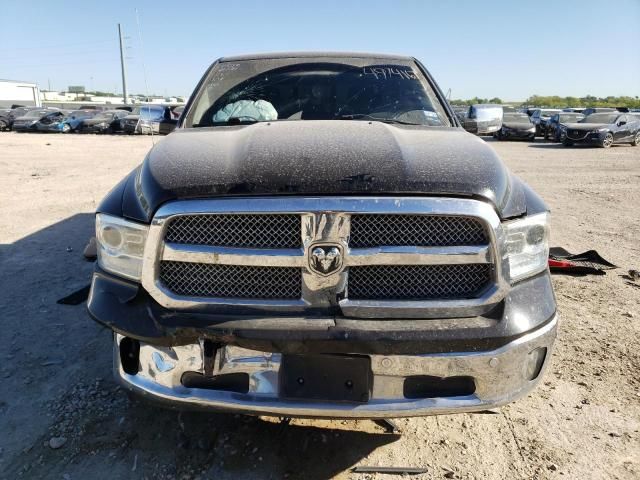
(165, 214, 301, 248)
(159, 261, 301, 299)
(350, 214, 487, 248)
(348, 264, 492, 300)
(567, 129, 588, 140)
(143, 197, 505, 317)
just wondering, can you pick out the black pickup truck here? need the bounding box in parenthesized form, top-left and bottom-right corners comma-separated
(88, 52, 557, 418)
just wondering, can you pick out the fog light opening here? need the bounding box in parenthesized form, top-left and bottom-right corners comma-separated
(119, 337, 140, 375)
(526, 347, 547, 381)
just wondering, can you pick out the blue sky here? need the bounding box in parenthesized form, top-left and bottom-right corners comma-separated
(2, 0, 639, 100)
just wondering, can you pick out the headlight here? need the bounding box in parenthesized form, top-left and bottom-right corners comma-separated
(96, 213, 149, 281)
(526, 127, 535, 132)
(591, 128, 607, 133)
(502, 213, 549, 283)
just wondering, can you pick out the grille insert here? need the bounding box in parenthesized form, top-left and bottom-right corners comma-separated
(165, 214, 301, 248)
(349, 214, 487, 248)
(348, 264, 491, 300)
(159, 261, 302, 299)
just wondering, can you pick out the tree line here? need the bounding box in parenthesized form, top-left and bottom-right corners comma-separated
(450, 95, 640, 108)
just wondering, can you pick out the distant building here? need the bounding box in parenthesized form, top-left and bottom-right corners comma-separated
(0, 79, 41, 108)
(41, 91, 127, 105)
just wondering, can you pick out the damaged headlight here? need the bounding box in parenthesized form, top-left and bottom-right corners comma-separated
(96, 213, 149, 281)
(502, 213, 549, 283)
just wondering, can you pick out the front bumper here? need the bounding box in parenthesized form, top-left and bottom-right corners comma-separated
(84, 124, 110, 133)
(499, 129, 535, 140)
(38, 123, 64, 132)
(115, 315, 557, 418)
(12, 122, 37, 131)
(565, 131, 604, 144)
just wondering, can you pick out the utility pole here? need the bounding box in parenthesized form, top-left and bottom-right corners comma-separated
(118, 23, 128, 105)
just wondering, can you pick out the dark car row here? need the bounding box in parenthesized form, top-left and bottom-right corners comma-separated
(0, 104, 184, 135)
(454, 104, 640, 148)
(508, 107, 640, 148)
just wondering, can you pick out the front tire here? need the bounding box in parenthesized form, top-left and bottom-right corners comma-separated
(0, 119, 7, 131)
(601, 132, 614, 148)
(631, 132, 640, 146)
(61, 123, 71, 133)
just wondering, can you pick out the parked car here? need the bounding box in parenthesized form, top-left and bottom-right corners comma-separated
(461, 104, 503, 135)
(494, 112, 535, 140)
(36, 109, 96, 133)
(529, 109, 561, 137)
(80, 110, 130, 134)
(545, 112, 585, 141)
(1, 106, 54, 131)
(11, 109, 60, 132)
(121, 105, 181, 135)
(89, 52, 557, 419)
(562, 112, 640, 148)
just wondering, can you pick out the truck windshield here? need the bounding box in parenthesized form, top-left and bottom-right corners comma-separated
(132, 106, 163, 120)
(559, 114, 584, 122)
(23, 110, 49, 118)
(185, 58, 450, 127)
(471, 106, 503, 121)
(503, 113, 530, 122)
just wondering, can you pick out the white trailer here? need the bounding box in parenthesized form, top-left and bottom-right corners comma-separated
(0, 79, 41, 108)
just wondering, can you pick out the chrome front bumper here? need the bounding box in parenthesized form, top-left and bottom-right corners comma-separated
(115, 315, 557, 418)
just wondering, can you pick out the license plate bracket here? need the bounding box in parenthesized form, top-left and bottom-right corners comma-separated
(280, 354, 372, 403)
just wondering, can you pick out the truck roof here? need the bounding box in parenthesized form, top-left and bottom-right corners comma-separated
(219, 51, 414, 62)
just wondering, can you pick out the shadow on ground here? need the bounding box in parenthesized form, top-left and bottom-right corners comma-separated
(1, 214, 397, 480)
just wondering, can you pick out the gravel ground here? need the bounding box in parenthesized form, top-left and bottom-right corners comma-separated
(0, 132, 638, 480)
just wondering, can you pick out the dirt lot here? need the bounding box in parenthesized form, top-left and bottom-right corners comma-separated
(0, 132, 639, 480)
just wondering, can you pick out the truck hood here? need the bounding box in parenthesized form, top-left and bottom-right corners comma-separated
(127, 121, 529, 220)
(563, 122, 609, 131)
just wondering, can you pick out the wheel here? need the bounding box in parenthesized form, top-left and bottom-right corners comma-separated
(61, 123, 71, 133)
(601, 132, 614, 148)
(631, 131, 640, 146)
(0, 119, 7, 131)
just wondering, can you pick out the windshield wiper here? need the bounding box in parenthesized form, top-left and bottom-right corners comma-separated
(335, 114, 420, 125)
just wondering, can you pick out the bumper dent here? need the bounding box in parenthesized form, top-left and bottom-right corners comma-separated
(115, 314, 557, 418)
